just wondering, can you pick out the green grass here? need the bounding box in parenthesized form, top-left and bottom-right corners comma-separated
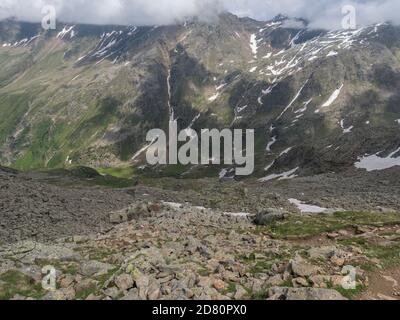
(221, 282, 237, 296)
(327, 278, 366, 300)
(34, 258, 80, 277)
(75, 283, 98, 300)
(98, 166, 136, 179)
(237, 251, 289, 276)
(74, 266, 119, 300)
(0, 92, 32, 144)
(339, 237, 400, 269)
(0, 270, 45, 300)
(263, 211, 400, 239)
(33, 166, 137, 189)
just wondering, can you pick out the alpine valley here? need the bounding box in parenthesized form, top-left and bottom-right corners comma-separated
(1, 13, 400, 178)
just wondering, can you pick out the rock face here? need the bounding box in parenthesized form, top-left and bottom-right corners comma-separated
(289, 258, 320, 278)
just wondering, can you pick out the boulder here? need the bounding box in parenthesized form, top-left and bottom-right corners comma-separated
(213, 279, 227, 291)
(80, 260, 115, 277)
(308, 247, 337, 260)
(110, 212, 129, 224)
(110, 202, 156, 224)
(147, 281, 161, 300)
(266, 274, 285, 287)
(234, 285, 247, 300)
(122, 288, 140, 300)
(289, 258, 320, 277)
(253, 208, 287, 226)
(114, 273, 134, 291)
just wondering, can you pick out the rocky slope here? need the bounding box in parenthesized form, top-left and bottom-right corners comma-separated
(1, 161, 400, 300)
(2, 163, 400, 244)
(1, 14, 400, 180)
(1, 197, 400, 301)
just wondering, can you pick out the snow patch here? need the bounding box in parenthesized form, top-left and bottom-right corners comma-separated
(322, 84, 344, 108)
(262, 84, 276, 95)
(264, 161, 275, 172)
(277, 79, 309, 120)
(266, 136, 277, 152)
(289, 199, 328, 214)
(208, 92, 220, 102)
(57, 26, 75, 39)
(236, 105, 248, 113)
(327, 50, 338, 57)
(224, 212, 251, 218)
(249, 66, 258, 73)
(340, 119, 354, 134)
(295, 99, 312, 114)
(279, 147, 293, 157)
(219, 168, 235, 180)
(355, 147, 400, 172)
(250, 34, 259, 56)
(162, 202, 183, 209)
(259, 167, 299, 182)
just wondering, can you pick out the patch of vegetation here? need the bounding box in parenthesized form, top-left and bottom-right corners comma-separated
(197, 267, 211, 277)
(263, 211, 400, 239)
(97, 166, 136, 179)
(248, 290, 269, 300)
(339, 237, 400, 269)
(34, 258, 79, 276)
(221, 282, 237, 296)
(0, 270, 45, 300)
(75, 283, 98, 300)
(88, 248, 117, 262)
(237, 251, 288, 276)
(33, 166, 137, 189)
(327, 278, 366, 300)
(95, 267, 119, 289)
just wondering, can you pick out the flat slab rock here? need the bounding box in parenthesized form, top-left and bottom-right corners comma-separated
(267, 287, 347, 300)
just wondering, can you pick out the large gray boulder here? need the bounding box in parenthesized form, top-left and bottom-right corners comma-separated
(253, 208, 288, 226)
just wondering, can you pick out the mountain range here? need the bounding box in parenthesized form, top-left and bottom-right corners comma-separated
(1, 13, 400, 180)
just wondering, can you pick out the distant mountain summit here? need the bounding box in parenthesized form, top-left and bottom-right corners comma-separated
(1, 14, 400, 179)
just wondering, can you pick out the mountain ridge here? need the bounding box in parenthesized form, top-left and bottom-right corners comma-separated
(1, 13, 400, 180)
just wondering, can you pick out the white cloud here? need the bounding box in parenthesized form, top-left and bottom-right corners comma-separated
(0, 0, 400, 29)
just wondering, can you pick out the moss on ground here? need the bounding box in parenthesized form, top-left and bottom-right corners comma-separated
(0, 270, 45, 300)
(263, 211, 400, 239)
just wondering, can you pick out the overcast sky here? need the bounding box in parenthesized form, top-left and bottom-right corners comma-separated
(0, 0, 399, 29)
